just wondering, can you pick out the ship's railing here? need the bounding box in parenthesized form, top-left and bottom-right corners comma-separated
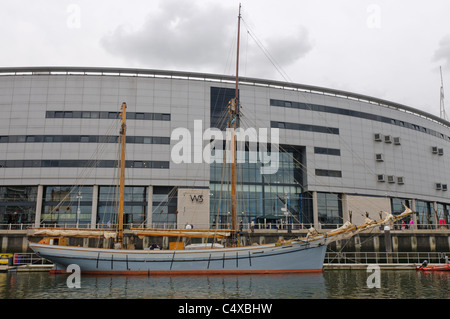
(324, 251, 450, 265)
(0, 222, 448, 231)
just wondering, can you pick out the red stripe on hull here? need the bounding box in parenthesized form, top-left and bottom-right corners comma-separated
(50, 268, 323, 276)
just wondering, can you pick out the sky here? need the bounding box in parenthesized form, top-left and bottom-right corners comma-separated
(1, 0, 450, 118)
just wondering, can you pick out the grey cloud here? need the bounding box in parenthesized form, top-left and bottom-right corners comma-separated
(243, 26, 313, 79)
(101, 1, 313, 77)
(434, 34, 450, 69)
(101, 1, 235, 70)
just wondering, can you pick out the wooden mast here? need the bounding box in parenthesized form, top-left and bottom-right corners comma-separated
(230, 4, 241, 245)
(117, 102, 127, 246)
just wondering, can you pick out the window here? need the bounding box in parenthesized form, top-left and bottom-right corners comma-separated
(397, 177, 404, 184)
(270, 99, 450, 141)
(0, 186, 38, 226)
(108, 112, 118, 119)
(377, 174, 385, 182)
(47, 110, 170, 122)
(271, 121, 339, 135)
(314, 147, 341, 156)
(387, 175, 395, 183)
(315, 169, 342, 177)
(374, 133, 382, 141)
(375, 154, 384, 162)
(393, 137, 401, 145)
(42, 186, 93, 227)
(317, 192, 342, 229)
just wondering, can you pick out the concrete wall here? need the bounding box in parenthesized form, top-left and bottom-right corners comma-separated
(2, 230, 449, 254)
(176, 188, 210, 229)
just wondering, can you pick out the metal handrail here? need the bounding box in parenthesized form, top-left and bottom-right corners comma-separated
(324, 251, 450, 264)
(0, 222, 448, 231)
(11, 253, 53, 265)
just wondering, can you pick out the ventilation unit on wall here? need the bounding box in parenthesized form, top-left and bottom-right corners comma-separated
(377, 174, 385, 182)
(384, 135, 392, 143)
(397, 176, 404, 184)
(387, 175, 395, 183)
(436, 183, 442, 190)
(431, 147, 444, 155)
(374, 133, 382, 141)
(443, 184, 448, 191)
(375, 153, 384, 161)
(393, 137, 401, 145)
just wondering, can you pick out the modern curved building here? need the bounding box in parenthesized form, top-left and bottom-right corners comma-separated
(0, 67, 449, 231)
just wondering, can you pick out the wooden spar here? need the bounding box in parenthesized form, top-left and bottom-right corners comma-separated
(131, 229, 231, 239)
(117, 102, 127, 245)
(235, 3, 241, 101)
(230, 3, 241, 244)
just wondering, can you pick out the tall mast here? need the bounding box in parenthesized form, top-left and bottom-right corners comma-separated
(229, 4, 241, 244)
(117, 102, 127, 246)
(235, 3, 241, 101)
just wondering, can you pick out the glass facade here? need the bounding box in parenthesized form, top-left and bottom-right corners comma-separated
(317, 192, 342, 229)
(151, 186, 177, 228)
(209, 86, 310, 228)
(0, 186, 38, 229)
(436, 203, 449, 228)
(415, 200, 433, 229)
(97, 186, 147, 228)
(41, 186, 93, 227)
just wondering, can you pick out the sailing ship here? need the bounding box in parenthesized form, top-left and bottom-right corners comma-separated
(29, 5, 414, 275)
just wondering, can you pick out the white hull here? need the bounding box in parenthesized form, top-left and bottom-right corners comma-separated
(30, 240, 327, 275)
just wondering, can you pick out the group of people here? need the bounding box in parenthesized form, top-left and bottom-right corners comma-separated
(401, 219, 415, 230)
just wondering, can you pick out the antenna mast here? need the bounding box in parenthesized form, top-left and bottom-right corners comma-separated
(440, 66, 447, 121)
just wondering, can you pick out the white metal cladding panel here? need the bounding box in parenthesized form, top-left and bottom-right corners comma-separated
(0, 74, 210, 186)
(0, 72, 449, 202)
(261, 86, 450, 202)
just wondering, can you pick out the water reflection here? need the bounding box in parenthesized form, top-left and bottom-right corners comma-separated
(0, 270, 448, 299)
(322, 270, 450, 299)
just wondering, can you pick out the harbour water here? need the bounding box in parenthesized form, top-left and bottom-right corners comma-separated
(1, 269, 448, 299)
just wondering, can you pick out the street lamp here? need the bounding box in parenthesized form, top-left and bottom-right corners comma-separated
(76, 190, 82, 228)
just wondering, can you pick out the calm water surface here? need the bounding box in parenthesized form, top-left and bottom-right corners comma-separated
(0, 269, 449, 299)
